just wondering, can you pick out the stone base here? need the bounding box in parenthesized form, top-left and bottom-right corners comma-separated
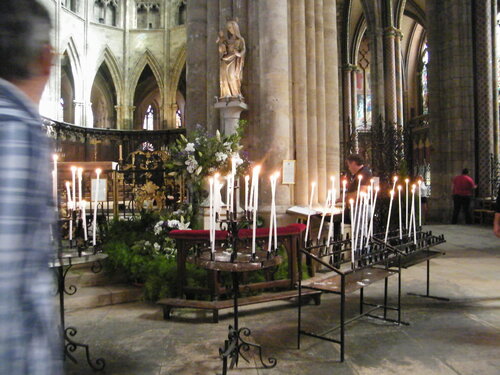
(214, 99, 248, 135)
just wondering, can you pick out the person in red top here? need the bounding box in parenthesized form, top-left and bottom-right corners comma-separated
(451, 168, 477, 224)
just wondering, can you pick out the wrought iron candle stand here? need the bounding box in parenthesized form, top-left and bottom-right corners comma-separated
(65, 203, 100, 257)
(375, 228, 448, 301)
(51, 221, 106, 371)
(191, 207, 279, 375)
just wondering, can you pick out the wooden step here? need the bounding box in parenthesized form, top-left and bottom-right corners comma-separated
(157, 289, 322, 323)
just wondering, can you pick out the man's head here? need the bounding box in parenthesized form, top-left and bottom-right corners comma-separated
(0, 1, 52, 103)
(346, 154, 364, 175)
(462, 168, 469, 175)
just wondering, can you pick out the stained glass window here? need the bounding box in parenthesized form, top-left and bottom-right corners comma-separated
(421, 46, 429, 115)
(143, 105, 154, 130)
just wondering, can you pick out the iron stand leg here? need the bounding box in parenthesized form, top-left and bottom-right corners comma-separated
(383, 278, 388, 319)
(219, 272, 277, 374)
(359, 288, 364, 314)
(407, 259, 449, 301)
(56, 265, 105, 371)
(340, 277, 345, 362)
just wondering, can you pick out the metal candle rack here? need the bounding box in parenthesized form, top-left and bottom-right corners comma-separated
(191, 193, 279, 375)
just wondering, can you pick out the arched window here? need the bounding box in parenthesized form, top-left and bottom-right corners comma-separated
(63, 0, 79, 13)
(178, 1, 186, 25)
(420, 46, 429, 115)
(356, 37, 372, 129)
(135, 2, 161, 29)
(175, 109, 182, 128)
(143, 105, 154, 130)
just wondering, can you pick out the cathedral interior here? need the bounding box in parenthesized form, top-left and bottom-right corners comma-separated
(12, 0, 500, 374)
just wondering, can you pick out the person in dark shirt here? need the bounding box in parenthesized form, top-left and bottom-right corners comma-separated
(344, 154, 373, 201)
(494, 187, 500, 238)
(451, 168, 477, 224)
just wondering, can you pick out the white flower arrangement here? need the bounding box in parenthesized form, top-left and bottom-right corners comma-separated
(215, 152, 228, 162)
(185, 143, 195, 153)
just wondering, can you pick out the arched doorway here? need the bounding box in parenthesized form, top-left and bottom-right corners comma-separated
(91, 62, 117, 129)
(133, 64, 161, 130)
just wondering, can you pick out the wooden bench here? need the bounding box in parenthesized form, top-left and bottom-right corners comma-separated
(158, 289, 322, 323)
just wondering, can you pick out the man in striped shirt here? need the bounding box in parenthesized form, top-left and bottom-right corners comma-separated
(0, 1, 62, 374)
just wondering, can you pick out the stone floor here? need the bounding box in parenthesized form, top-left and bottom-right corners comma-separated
(64, 225, 500, 375)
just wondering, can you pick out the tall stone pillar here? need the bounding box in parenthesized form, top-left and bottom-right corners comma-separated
(258, 0, 292, 210)
(342, 65, 352, 151)
(394, 30, 404, 126)
(315, 0, 327, 202)
(474, 0, 495, 197)
(323, 0, 340, 180)
(383, 27, 398, 125)
(291, 0, 309, 206)
(305, 2, 318, 204)
(186, 1, 208, 131)
(350, 68, 358, 152)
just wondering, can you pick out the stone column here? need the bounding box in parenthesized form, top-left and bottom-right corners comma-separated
(305, 2, 318, 204)
(74, 101, 85, 126)
(324, 0, 340, 179)
(186, 1, 208, 131)
(383, 27, 398, 125)
(350, 67, 358, 152)
(342, 65, 352, 156)
(291, 0, 309, 206)
(474, 0, 495, 197)
(315, 0, 327, 202)
(394, 30, 404, 126)
(258, 0, 292, 210)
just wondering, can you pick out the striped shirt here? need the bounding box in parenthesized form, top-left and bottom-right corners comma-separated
(0, 78, 62, 374)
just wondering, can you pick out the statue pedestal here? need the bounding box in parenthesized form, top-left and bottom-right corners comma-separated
(214, 100, 248, 135)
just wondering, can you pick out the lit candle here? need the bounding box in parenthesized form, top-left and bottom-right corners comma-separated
(326, 188, 337, 243)
(405, 178, 409, 230)
(52, 154, 58, 208)
(368, 186, 379, 242)
(209, 177, 215, 253)
(349, 199, 355, 268)
(398, 185, 403, 240)
(409, 185, 417, 244)
(77, 167, 83, 207)
(268, 173, 278, 252)
(384, 190, 395, 243)
(273, 172, 279, 251)
(92, 168, 102, 246)
(354, 175, 363, 234)
(418, 179, 422, 227)
(304, 182, 316, 246)
(65, 181, 72, 210)
(81, 199, 88, 241)
(71, 166, 77, 208)
(392, 175, 398, 191)
(244, 175, 250, 212)
(251, 166, 261, 254)
(119, 144, 123, 161)
(318, 189, 331, 241)
(341, 179, 347, 236)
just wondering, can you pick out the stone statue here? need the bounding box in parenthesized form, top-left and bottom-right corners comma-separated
(217, 20, 246, 99)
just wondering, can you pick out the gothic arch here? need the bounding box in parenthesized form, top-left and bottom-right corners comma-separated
(351, 16, 367, 66)
(133, 64, 161, 130)
(61, 37, 83, 96)
(130, 50, 164, 100)
(94, 47, 123, 93)
(166, 46, 186, 128)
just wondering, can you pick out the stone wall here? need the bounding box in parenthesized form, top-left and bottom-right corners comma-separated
(39, 0, 187, 130)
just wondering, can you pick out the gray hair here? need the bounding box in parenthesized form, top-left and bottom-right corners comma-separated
(0, 0, 52, 81)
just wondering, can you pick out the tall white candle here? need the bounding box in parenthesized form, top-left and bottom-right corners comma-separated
(341, 179, 347, 236)
(304, 182, 316, 245)
(409, 185, 416, 243)
(367, 186, 379, 242)
(251, 166, 261, 254)
(71, 166, 77, 208)
(405, 178, 409, 230)
(392, 175, 398, 191)
(268, 173, 278, 252)
(326, 188, 336, 243)
(398, 185, 403, 240)
(354, 175, 363, 232)
(52, 154, 58, 208)
(81, 199, 88, 241)
(209, 177, 215, 253)
(273, 172, 279, 251)
(119, 144, 123, 161)
(418, 179, 422, 227)
(244, 175, 250, 212)
(349, 199, 355, 268)
(409, 185, 415, 237)
(65, 181, 72, 210)
(318, 190, 331, 241)
(92, 168, 101, 246)
(77, 167, 83, 206)
(384, 190, 395, 243)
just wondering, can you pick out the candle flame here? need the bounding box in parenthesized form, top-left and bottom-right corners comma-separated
(253, 165, 261, 174)
(77, 167, 83, 175)
(70, 166, 77, 172)
(358, 175, 363, 180)
(312, 181, 316, 187)
(342, 179, 347, 186)
(96, 168, 102, 174)
(375, 186, 380, 192)
(65, 181, 70, 186)
(349, 199, 354, 204)
(393, 175, 398, 182)
(417, 180, 422, 185)
(398, 185, 402, 190)
(390, 190, 395, 196)
(405, 178, 409, 183)
(245, 175, 250, 181)
(53, 154, 58, 161)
